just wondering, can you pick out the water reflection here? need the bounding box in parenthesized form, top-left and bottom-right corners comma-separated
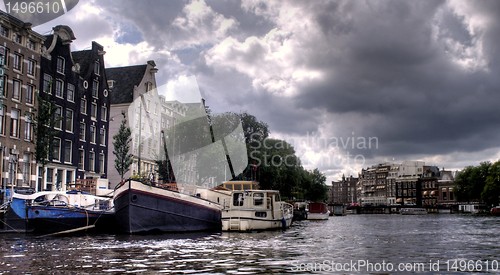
(0, 215, 499, 274)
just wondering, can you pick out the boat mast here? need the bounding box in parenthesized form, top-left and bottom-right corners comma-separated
(203, 99, 236, 180)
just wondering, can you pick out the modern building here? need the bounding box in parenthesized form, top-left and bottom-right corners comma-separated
(72, 41, 110, 181)
(0, 11, 45, 191)
(106, 61, 161, 187)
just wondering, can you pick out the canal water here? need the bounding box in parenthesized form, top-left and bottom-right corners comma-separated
(0, 215, 499, 274)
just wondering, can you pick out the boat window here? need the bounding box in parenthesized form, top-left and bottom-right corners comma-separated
(253, 193, 264, 206)
(233, 192, 244, 206)
(255, 211, 267, 218)
(34, 195, 46, 203)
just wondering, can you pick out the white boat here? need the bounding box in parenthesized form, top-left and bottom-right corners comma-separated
(400, 208, 427, 215)
(200, 188, 293, 231)
(307, 202, 330, 220)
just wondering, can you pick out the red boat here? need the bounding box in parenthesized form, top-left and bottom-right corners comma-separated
(491, 206, 500, 216)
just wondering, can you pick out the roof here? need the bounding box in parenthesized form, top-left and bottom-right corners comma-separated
(105, 65, 147, 104)
(72, 41, 104, 78)
(72, 49, 94, 77)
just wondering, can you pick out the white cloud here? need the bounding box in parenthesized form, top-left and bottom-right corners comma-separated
(171, 0, 238, 49)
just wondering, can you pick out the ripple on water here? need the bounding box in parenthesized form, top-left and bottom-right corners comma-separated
(0, 216, 499, 274)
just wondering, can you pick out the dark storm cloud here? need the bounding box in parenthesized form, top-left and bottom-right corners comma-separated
(206, 0, 275, 38)
(61, 0, 500, 176)
(292, 0, 500, 160)
(96, 0, 188, 49)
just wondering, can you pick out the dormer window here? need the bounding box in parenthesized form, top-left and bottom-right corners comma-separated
(56, 56, 65, 74)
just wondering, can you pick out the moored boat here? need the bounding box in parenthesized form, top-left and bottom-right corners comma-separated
(491, 206, 500, 216)
(400, 208, 427, 215)
(307, 202, 330, 220)
(2, 190, 115, 234)
(200, 188, 293, 231)
(113, 179, 222, 234)
(293, 202, 308, 221)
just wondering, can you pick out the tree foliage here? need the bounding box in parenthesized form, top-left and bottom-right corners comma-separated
(238, 113, 327, 201)
(34, 94, 60, 190)
(455, 161, 500, 206)
(455, 162, 491, 202)
(112, 113, 133, 181)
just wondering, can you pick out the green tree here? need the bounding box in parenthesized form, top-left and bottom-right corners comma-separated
(34, 95, 59, 191)
(113, 112, 133, 182)
(455, 162, 491, 202)
(304, 168, 328, 202)
(482, 161, 500, 207)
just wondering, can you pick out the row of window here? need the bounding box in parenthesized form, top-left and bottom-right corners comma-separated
(78, 122, 106, 145)
(0, 106, 33, 140)
(50, 137, 105, 173)
(43, 75, 106, 121)
(43, 74, 75, 102)
(1, 76, 36, 105)
(52, 105, 106, 145)
(1, 49, 37, 76)
(78, 149, 105, 173)
(0, 25, 38, 51)
(80, 98, 107, 121)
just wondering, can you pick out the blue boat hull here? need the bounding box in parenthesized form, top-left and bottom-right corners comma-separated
(1, 194, 116, 234)
(114, 181, 221, 234)
(26, 206, 116, 234)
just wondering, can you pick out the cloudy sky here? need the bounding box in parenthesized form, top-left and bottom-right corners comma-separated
(5, 0, 500, 182)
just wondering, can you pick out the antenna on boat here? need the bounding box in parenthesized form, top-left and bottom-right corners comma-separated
(203, 98, 236, 180)
(160, 130, 175, 183)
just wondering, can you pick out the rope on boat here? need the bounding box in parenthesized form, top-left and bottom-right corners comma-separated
(36, 225, 96, 238)
(0, 215, 24, 233)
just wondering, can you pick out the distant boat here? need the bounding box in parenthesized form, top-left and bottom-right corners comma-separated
(400, 208, 427, 215)
(491, 206, 500, 216)
(293, 202, 308, 221)
(200, 188, 293, 231)
(2, 190, 115, 234)
(113, 180, 222, 234)
(307, 202, 330, 220)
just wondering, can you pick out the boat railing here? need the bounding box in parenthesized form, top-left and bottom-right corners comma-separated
(70, 179, 97, 194)
(0, 201, 9, 210)
(152, 182, 179, 192)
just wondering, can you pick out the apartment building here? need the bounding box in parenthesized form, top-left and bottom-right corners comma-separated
(0, 11, 44, 191)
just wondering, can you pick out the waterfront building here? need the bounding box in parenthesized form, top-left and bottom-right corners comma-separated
(0, 11, 45, 191)
(420, 166, 440, 207)
(72, 42, 110, 181)
(437, 169, 456, 205)
(38, 25, 79, 191)
(386, 163, 399, 205)
(106, 61, 161, 187)
(331, 175, 358, 204)
(393, 161, 424, 206)
(359, 163, 391, 206)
